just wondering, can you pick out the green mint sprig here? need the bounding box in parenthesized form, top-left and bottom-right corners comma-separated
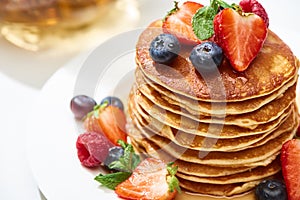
(192, 0, 233, 40)
(94, 172, 131, 190)
(94, 140, 141, 190)
(108, 140, 141, 172)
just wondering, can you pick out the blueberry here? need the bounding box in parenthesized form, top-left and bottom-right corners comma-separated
(189, 41, 223, 72)
(255, 179, 287, 200)
(100, 96, 124, 111)
(149, 33, 180, 64)
(104, 146, 124, 170)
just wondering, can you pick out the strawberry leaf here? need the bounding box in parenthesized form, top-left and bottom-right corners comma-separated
(216, 0, 232, 9)
(164, 1, 179, 21)
(94, 172, 131, 190)
(166, 162, 181, 193)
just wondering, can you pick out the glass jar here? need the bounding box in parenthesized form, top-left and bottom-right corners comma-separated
(0, 0, 139, 51)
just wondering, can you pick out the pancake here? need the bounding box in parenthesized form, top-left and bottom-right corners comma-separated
(127, 20, 299, 198)
(135, 81, 296, 127)
(176, 157, 281, 184)
(130, 135, 279, 196)
(129, 86, 293, 138)
(135, 67, 298, 116)
(136, 21, 298, 102)
(128, 124, 297, 167)
(129, 103, 296, 152)
(178, 178, 262, 196)
(128, 133, 256, 178)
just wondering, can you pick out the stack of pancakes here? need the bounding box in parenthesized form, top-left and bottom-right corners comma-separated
(126, 21, 299, 197)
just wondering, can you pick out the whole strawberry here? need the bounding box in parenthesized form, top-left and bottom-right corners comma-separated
(281, 139, 300, 200)
(84, 99, 127, 146)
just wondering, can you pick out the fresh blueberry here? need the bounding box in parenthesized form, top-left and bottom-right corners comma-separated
(255, 179, 287, 200)
(189, 41, 223, 72)
(149, 33, 180, 64)
(104, 146, 124, 170)
(100, 96, 124, 111)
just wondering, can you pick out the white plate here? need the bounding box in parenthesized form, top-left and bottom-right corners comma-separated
(26, 1, 300, 200)
(26, 27, 143, 200)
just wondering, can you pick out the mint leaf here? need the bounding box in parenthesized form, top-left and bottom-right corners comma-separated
(192, 0, 233, 40)
(94, 172, 131, 190)
(192, 6, 218, 40)
(94, 141, 140, 190)
(108, 142, 140, 172)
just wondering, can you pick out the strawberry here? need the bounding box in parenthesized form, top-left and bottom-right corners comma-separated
(84, 113, 103, 134)
(163, 1, 203, 44)
(239, 0, 269, 27)
(84, 105, 127, 146)
(213, 8, 267, 72)
(281, 139, 300, 200)
(115, 158, 180, 200)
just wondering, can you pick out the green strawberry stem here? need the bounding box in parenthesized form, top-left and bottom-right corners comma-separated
(164, 1, 179, 21)
(167, 162, 181, 193)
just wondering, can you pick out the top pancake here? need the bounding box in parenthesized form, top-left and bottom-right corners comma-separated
(136, 20, 298, 102)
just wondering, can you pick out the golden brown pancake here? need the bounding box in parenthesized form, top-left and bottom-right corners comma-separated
(135, 67, 298, 116)
(135, 82, 296, 127)
(136, 22, 298, 102)
(129, 102, 296, 152)
(129, 135, 279, 196)
(129, 134, 256, 178)
(178, 178, 263, 196)
(129, 86, 293, 138)
(176, 157, 281, 184)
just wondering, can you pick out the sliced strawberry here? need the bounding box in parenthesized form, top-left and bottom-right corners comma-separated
(213, 8, 267, 72)
(84, 105, 127, 146)
(281, 139, 300, 200)
(115, 158, 179, 200)
(98, 105, 127, 145)
(239, 0, 269, 27)
(163, 1, 203, 44)
(84, 114, 103, 134)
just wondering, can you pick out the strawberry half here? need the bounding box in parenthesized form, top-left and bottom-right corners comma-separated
(115, 158, 180, 200)
(163, 1, 203, 45)
(281, 139, 300, 200)
(213, 8, 267, 72)
(84, 105, 127, 146)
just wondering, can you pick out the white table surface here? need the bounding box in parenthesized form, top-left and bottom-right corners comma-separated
(0, 0, 299, 199)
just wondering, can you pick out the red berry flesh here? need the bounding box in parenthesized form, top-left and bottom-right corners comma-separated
(76, 132, 114, 168)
